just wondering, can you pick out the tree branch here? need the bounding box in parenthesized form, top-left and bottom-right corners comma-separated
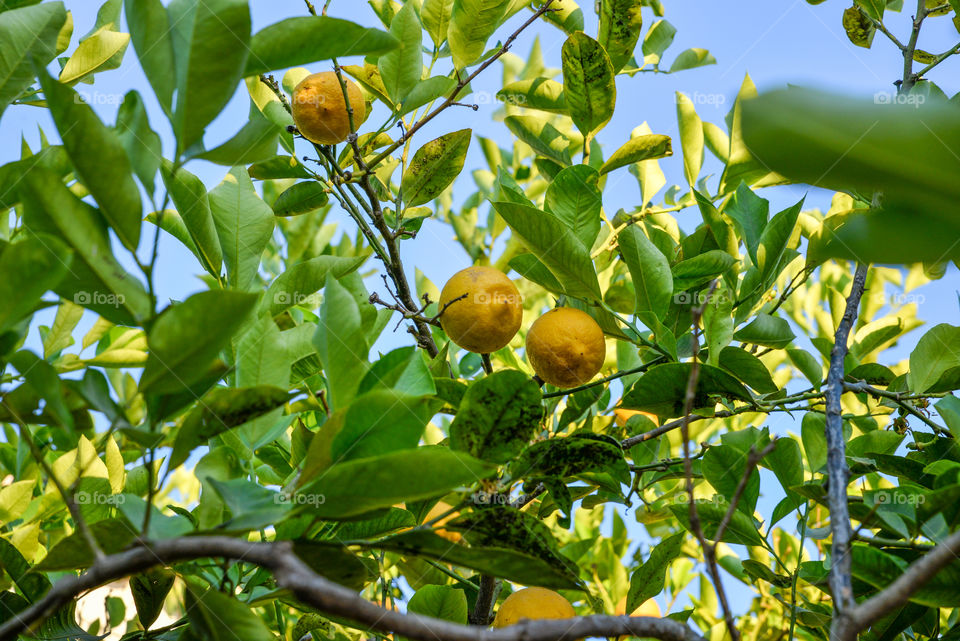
(825, 263, 869, 627)
(0, 537, 704, 641)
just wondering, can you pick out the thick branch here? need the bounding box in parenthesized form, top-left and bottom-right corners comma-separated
(834, 529, 960, 641)
(825, 263, 869, 623)
(0, 537, 704, 641)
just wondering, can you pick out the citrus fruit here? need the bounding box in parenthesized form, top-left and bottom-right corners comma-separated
(616, 596, 661, 617)
(438, 266, 523, 354)
(291, 71, 365, 144)
(613, 409, 659, 428)
(424, 501, 462, 544)
(526, 307, 605, 388)
(493, 587, 576, 628)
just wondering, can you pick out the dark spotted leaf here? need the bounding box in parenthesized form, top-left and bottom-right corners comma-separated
(130, 570, 175, 628)
(170, 385, 291, 469)
(512, 434, 628, 481)
(401, 129, 471, 206)
(622, 362, 752, 419)
(450, 370, 542, 464)
(561, 32, 616, 137)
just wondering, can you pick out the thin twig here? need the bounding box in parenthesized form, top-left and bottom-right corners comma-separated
(825, 263, 869, 628)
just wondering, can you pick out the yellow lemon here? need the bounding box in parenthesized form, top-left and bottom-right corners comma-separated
(613, 409, 659, 428)
(616, 596, 661, 617)
(424, 501, 462, 544)
(493, 587, 576, 628)
(291, 71, 365, 144)
(526, 308, 605, 388)
(438, 266, 523, 354)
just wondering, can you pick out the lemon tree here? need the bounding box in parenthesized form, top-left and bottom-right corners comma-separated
(1, 2, 960, 641)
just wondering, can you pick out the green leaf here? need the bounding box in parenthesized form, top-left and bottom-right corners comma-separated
(504, 114, 575, 165)
(544, 164, 601, 248)
(561, 31, 616, 138)
(297, 446, 495, 518)
(724, 182, 768, 267)
(58, 27, 129, 84)
(9, 350, 72, 429)
(358, 347, 436, 398)
(450, 370, 542, 464)
(272, 181, 329, 217)
(598, 0, 643, 73)
(909, 324, 960, 393)
(292, 542, 377, 590)
(402, 129, 471, 206)
(599, 134, 672, 175)
(209, 166, 275, 290)
(491, 201, 601, 300)
(703, 442, 759, 514)
(718, 346, 777, 394)
(497, 78, 567, 114)
(669, 48, 716, 73)
(757, 200, 801, 287)
(192, 108, 282, 166)
(801, 412, 828, 473)
(185, 581, 275, 641)
(371, 530, 581, 589)
(622, 362, 753, 418)
(672, 250, 736, 292)
(168, 0, 251, 155)
(763, 436, 805, 506)
(641, 19, 676, 64)
(406, 585, 468, 624)
(140, 290, 259, 395)
(125, 0, 175, 115)
(262, 255, 366, 317)
(161, 162, 222, 279)
(378, 1, 422, 103)
(936, 395, 960, 435)
(0, 1, 66, 119)
(170, 385, 291, 469)
(245, 16, 398, 76)
(19, 169, 151, 325)
(721, 74, 785, 193)
(0, 237, 71, 334)
(448, 507, 579, 583)
(42, 301, 83, 358)
(675, 93, 703, 186)
(35, 63, 142, 250)
(448, 0, 510, 69)
(669, 498, 765, 546)
(733, 313, 795, 349)
(788, 348, 823, 389)
(512, 435, 628, 480)
(313, 276, 370, 410)
(627, 532, 683, 612)
(115, 91, 162, 197)
(331, 390, 433, 463)
(422, 0, 454, 47)
(0, 537, 50, 601)
(400, 75, 457, 116)
(703, 283, 734, 367)
(618, 225, 673, 325)
(130, 570, 175, 629)
(537, 0, 583, 34)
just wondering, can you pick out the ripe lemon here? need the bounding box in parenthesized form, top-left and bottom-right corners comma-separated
(438, 266, 523, 354)
(291, 71, 365, 144)
(613, 409, 659, 428)
(616, 596, 661, 617)
(526, 308, 605, 388)
(424, 501, 462, 544)
(493, 587, 576, 628)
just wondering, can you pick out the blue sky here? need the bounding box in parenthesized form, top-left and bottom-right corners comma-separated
(4, 0, 960, 619)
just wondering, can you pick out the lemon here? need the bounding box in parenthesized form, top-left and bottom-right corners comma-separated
(526, 307, 605, 388)
(616, 596, 661, 617)
(493, 587, 576, 628)
(291, 71, 365, 144)
(423, 501, 462, 544)
(438, 266, 523, 354)
(613, 409, 659, 428)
